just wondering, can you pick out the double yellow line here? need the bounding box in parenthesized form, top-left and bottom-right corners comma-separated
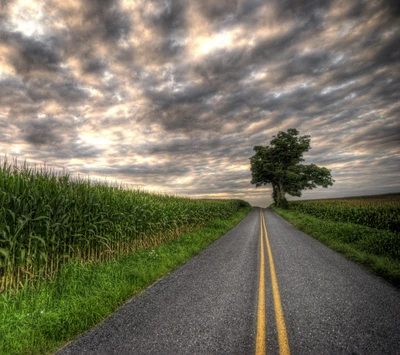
(256, 209, 291, 355)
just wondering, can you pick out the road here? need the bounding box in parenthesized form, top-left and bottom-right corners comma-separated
(57, 208, 400, 355)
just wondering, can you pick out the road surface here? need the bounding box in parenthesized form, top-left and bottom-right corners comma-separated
(57, 208, 400, 355)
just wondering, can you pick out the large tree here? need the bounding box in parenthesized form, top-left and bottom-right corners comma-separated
(250, 128, 334, 208)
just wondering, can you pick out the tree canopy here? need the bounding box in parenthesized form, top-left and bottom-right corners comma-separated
(250, 128, 334, 208)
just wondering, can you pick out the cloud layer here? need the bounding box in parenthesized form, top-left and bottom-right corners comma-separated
(1, 0, 399, 206)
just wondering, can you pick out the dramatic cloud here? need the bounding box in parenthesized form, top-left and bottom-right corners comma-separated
(0, 0, 399, 206)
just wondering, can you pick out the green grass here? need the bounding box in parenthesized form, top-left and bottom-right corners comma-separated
(271, 206, 400, 287)
(0, 205, 251, 355)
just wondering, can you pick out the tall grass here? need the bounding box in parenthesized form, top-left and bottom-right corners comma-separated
(0, 158, 249, 292)
(285, 194, 400, 260)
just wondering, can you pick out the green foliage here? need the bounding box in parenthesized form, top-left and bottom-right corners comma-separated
(0, 158, 250, 292)
(288, 194, 400, 234)
(0, 206, 251, 355)
(250, 128, 334, 208)
(271, 193, 400, 285)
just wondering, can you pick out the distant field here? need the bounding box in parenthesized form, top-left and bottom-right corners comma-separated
(272, 193, 400, 285)
(288, 193, 400, 234)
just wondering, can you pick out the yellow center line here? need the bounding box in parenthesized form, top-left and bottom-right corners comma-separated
(261, 211, 291, 355)
(255, 209, 266, 355)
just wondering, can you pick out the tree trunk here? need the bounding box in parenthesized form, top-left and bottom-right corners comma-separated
(271, 183, 278, 205)
(275, 182, 288, 209)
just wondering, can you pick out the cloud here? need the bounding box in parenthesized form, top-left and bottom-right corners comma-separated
(1, 32, 63, 74)
(144, 0, 187, 33)
(197, 0, 240, 21)
(79, 0, 132, 42)
(82, 56, 108, 74)
(0, 0, 398, 206)
(23, 118, 63, 146)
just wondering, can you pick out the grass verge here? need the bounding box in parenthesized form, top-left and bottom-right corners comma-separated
(0, 206, 251, 355)
(271, 206, 400, 287)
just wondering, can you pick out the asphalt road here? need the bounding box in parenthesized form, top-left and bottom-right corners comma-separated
(57, 208, 400, 355)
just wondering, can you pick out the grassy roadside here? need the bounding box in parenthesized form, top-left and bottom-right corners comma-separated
(0, 206, 251, 355)
(271, 206, 400, 287)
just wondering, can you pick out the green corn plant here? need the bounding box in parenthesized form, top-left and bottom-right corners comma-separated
(0, 157, 249, 292)
(287, 194, 400, 262)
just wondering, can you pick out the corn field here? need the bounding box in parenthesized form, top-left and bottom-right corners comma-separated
(0, 159, 249, 292)
(288, 194, 400, 234)
(286, 195, 400, 261)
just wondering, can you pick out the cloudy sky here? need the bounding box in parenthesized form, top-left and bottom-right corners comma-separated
(1, 0, 399, 207)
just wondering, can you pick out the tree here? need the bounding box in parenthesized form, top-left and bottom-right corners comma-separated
(250, 128, 334, 208)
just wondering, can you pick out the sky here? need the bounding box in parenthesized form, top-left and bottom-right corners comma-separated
(0, 0, 399, 207)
